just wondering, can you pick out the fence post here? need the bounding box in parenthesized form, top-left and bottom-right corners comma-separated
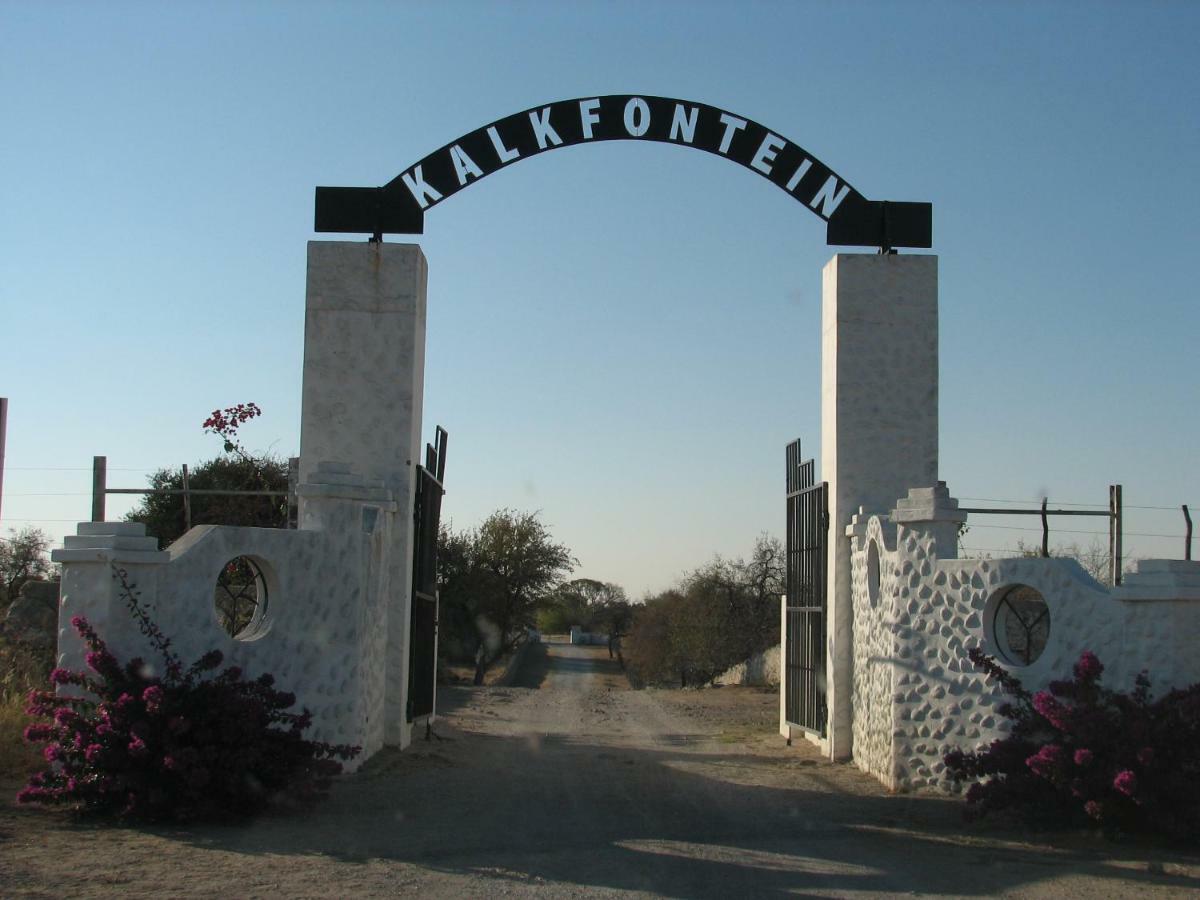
(1040, 497, 1049, 557)
(91, 455, 107, 522)
(287, 456, 299, 529)
(181, 463, 192, 532)
(0, 397, 7, 523)
(1184, 504, 1193, 562)
(1109, 484, 1123, 586)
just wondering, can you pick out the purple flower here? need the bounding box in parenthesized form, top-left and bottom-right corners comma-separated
(23, 723, 53, 742)
(48, 668, 72, 685)
(43, 743, 63, 763)
(1113, 769, 1137, 797)
(128, 737, 148, 759)
(116, 692, 135, 709)
(53, 707, 76, 726)
(69, 614, 85, 629)
(1032, 692, 1069, 730)
(142, 685, 165, 713)
(1073, 748, 1093, 766)
(1074, 651, 1103, 682)
(84, 744, 103, 763)
(1026, 744, 1066, 778)
(1136, 747, 1154, 766)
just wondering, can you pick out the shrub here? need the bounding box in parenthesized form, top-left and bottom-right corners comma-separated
(944, 647, 1200, 840)
(17, 568, 358, 822)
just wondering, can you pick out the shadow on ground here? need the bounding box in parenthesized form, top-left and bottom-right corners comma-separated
(71, 711, 1196, 898)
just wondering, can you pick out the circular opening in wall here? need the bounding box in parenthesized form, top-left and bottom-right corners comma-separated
(214, 556, 271, 640)
(866, 539, 881, 608)
(989, 584, 1050, 667)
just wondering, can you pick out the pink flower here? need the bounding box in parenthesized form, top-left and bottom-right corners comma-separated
(1084, 800, 1103, 820)
(142, 685, 165, 714)
(1073, 651, 1103, 681)
(1073, 748, 1093, 766)
(53, 707, 76, 726)
(1032, 692, 1069, 730)
(127, 737, 148, 759)
(1113, 769, 1137, 797)
(48, 668, 72, 685)
(84, 744, 103, 763)
(1026, 744, 1065, 778)
(23, 723, 53, 742)
(43, 743, 63, 763)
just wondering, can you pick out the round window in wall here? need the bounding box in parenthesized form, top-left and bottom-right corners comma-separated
(215, 556, 269, 639)
(990, 584, 1050, 666)
(866, 539, 882, 608)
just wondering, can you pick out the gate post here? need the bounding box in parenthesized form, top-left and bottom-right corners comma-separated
(821, 254, 938, 760)
(299, 241, 428, 749)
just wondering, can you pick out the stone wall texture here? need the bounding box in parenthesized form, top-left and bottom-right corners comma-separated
(847, 485, 1200, 793)
(715, 644, 780, 687)
(52, 463, 404, 771)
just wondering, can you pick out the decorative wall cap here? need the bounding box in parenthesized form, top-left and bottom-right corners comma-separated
(891, 481, 967, 524)
(1112, 559, 1200, 603)
(846, 506, 886, 538)
(75, 521, 150, 537)
(51, 522, 170, 564)
(52, 548, 169, 565)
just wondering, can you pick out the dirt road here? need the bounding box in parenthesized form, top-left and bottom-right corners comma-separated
(2, 638, 1198, 897)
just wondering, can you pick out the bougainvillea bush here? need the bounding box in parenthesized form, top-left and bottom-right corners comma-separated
(17, 568, 358, 822)
(944, 647, 1200, 840)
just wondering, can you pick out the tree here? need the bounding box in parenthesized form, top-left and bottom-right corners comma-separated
(436, 509, 575, 683)
(537, 578, 629, 635)
(124, 403, 289, 549)
(623, 534, 784, 688)
(1, 527, 52, 603)
(125, 455, 289, 549)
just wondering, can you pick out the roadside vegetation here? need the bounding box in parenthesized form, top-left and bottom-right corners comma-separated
(0, 527, 57, 781)
(623, 535, 783, 688)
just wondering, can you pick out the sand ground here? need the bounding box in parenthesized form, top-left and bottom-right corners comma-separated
(2, 638, 1198, 897)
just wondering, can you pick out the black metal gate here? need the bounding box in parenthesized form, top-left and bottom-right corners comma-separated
(407, 426, 447, 723)
(784, 438, 828, 735)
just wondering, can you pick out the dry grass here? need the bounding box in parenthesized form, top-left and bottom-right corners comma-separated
(0, 634, 54, 781)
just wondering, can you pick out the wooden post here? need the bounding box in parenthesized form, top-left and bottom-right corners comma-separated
(1040, 497, 1049, 558)
(287, 456, 299, 529)
(1185, 505, 1193, 562)
(0, 397, 7, 523)
(1109, 484, 1123, 587)
(181, 464, 192, 532)
(91, 455, 107, 522)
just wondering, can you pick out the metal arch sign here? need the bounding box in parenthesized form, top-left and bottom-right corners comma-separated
(315, 95, 931, 250)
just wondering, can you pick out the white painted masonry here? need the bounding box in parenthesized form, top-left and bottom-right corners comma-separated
(845, 486, 1200, 792)
(53, 242, 429, 768)
(816, 254, 939, 760)
(299, 241, 428, 748)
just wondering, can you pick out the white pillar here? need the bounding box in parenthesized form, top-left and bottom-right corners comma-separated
(299, 241, 427, 747)
(821, 254, 938, 760)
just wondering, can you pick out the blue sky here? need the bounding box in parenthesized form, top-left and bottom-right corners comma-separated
(2, 1, 1197, 596)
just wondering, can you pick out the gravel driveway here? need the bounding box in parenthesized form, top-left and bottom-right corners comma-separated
(2, 638, 1197, 897)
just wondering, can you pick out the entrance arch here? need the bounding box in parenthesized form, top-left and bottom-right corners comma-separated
(314, 95, 931, 251)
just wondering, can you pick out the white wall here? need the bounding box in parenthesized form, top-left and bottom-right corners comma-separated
(847, 484, 1200, 792)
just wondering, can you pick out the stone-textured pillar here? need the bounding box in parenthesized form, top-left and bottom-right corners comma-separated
(299, 241, 427, 747)
(52, 522, 169, 674)
(821, 254, 938, 760)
